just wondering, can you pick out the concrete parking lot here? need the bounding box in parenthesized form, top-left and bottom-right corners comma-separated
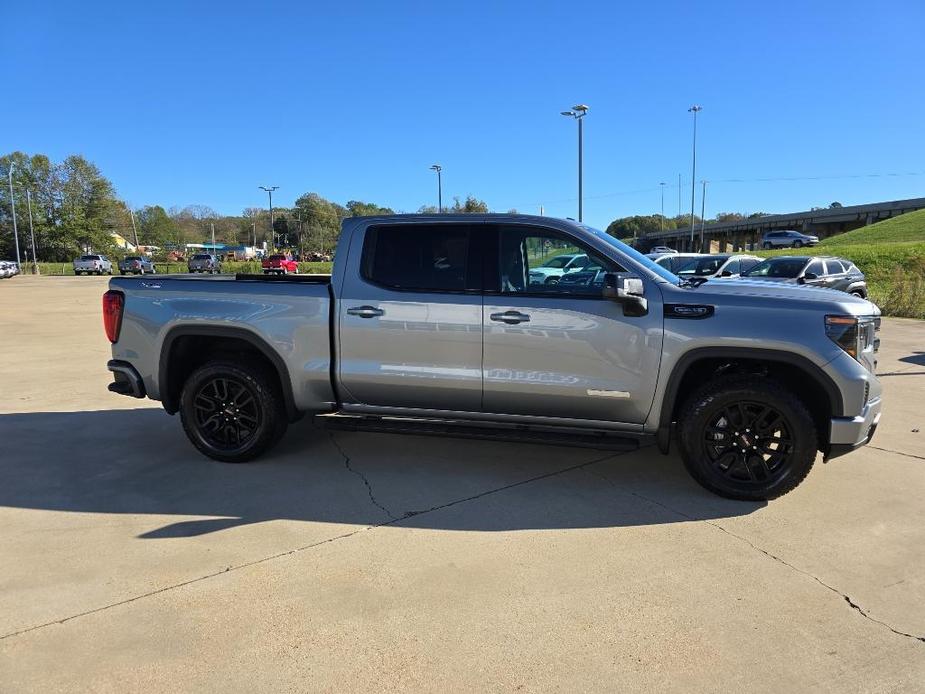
(1, 275, 923, 692)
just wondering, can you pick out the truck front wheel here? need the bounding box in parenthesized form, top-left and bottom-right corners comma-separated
(179, 360, 288, 463)
(677, 376, 817, 500)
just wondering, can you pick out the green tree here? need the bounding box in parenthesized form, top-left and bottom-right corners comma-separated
(345, 200, 394, 217)
(137, 205, 179, 247)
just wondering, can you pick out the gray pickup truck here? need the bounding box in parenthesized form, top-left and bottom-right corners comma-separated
(103, 214, 882, 500)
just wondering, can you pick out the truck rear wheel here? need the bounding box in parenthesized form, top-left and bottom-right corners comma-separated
(677, 375, 817, 500)
(179, 360, 287, 463)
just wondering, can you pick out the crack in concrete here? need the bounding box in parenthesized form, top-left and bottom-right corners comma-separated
(0, 447, 627, 641)
(327, 432, 396, 520)
(617, 483, 925, 646)
(867, 445, 925, 462)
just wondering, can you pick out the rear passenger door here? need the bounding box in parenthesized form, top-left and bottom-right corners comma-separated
(337, 222, 486, 412)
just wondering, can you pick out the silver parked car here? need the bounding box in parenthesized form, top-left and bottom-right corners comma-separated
(73, 255, 113, 275)
(188, 254, 223, 274)
(761, 230, 819, 249)
(674, 254, 763, 279)
(0, 260, 19, 278)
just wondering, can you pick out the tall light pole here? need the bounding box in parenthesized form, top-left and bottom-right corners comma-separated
(259, 185, 278, 248)
(659, 182, 666, 231)
(678, 173, 682, 218)
(6, 163, 21, 269)
(561, 104, 588, 222)
(430, 164, 443, 212)
(699, 180, 708, 252)
(129, 207, 139, 248)
(688, 105, 703, 248)
(26, 189, 38, 274)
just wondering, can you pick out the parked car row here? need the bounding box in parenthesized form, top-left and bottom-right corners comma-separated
(0, 260, 20, 279)
(644, 251, 868, 297)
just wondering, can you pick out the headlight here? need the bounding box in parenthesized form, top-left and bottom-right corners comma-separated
(825, 315, 879, 362)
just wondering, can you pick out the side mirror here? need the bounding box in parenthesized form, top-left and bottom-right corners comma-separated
(721, 270, 733, 277)
(602, 273, 648, 316)
(802, 272, 818, 281)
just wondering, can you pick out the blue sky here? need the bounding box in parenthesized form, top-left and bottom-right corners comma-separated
(2, 1, 923, 229)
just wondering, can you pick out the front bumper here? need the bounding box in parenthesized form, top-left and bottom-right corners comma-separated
(825, 396, 881, 460)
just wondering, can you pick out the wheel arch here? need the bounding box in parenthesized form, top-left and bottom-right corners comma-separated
(159, 325, 300, 422)
(657, 347, 844, 454)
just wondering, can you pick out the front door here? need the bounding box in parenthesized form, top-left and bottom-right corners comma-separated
(482, 225, 663, 425)
(337, 222, 485, 412)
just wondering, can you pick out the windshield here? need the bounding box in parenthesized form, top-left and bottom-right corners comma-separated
(743, 257, 807, 278)
(677, 255, 729, 276)
(80, 255, 100, 261)
(542, 255, 574, 268)
(192, 254, 212, 260)
(268, 255, 285, 261)
(124, 257, 140, 262)
(580, 225, 679, 283)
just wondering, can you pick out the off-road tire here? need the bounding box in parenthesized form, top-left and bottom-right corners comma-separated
(677, 375, 817, 500)
(180, 360, 288, 463)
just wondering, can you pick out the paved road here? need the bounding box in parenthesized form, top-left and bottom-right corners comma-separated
(1, 275, 923, 692)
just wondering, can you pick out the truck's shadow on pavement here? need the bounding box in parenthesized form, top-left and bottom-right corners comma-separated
(0, 408, 764, 538)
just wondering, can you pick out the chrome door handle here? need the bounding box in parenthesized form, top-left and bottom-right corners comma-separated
(490, 311, 530, 325)
(346, 305, 384, 318)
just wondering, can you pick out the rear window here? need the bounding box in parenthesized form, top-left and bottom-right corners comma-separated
(361, 224, 478, 292)
(124, 256, 141, 262)
(268, 255, 285, 261)
(80, 255, 101, 261)
(192, 254, 212, 260)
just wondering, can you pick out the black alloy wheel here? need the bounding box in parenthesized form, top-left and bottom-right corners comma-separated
(677, 375, 817, 500)
(179, 361, 287, 462)
(701, 401, 794, 486)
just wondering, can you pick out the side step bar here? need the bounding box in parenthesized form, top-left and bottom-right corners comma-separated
(315, 413, 646, 451)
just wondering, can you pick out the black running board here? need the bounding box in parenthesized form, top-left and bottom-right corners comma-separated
(315, 413, 646, 451)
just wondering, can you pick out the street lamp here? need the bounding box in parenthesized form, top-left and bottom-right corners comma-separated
(430, 164, 443, 212)
(561, 104, 589, 223)
(688, 105, 703, 249)
(259, 185, 279, 248)
(699, 180, 708, 252)
(6, 163, 21, 269)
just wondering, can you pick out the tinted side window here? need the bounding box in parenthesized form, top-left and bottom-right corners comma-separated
(723, 259, 740, 275)
(806, 260, 825, 276)
(739, 258, 759, 273)
(362, 224, 479, 292)
(827, 260, 846, 274)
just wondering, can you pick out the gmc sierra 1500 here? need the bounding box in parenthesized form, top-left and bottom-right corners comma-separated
(103, 214, 882, 500)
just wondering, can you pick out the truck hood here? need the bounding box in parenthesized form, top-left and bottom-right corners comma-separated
(667, 277, 879, 316)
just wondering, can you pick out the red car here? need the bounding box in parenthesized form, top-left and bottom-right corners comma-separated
(261, 254, 299, 275)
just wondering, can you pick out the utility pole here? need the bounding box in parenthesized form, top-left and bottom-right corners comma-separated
(430, 164, 443, 212)
(210, 222, 216, 252)
(26, 189, 39, 274)
(659, 182, 666, 231)
(6, 163, 21, 269)
(129, 208, 139, 248)
(678, 173, 682, 219)
(688, 105, 703, 248)
(699, 180, 707, 252)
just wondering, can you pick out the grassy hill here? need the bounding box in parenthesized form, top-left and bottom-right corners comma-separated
(756, 209, 925, 318)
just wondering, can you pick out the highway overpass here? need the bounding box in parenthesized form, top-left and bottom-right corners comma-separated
(639, 196, 925, 252)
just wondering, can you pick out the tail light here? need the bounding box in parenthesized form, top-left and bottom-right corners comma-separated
(103, 290, 124, 343)
(133, 260, 141, 269)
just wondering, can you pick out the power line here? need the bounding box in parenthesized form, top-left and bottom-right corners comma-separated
(506, 170, 925, 210)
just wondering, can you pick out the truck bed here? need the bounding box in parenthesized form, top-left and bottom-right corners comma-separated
(109, 274, 336, 413)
